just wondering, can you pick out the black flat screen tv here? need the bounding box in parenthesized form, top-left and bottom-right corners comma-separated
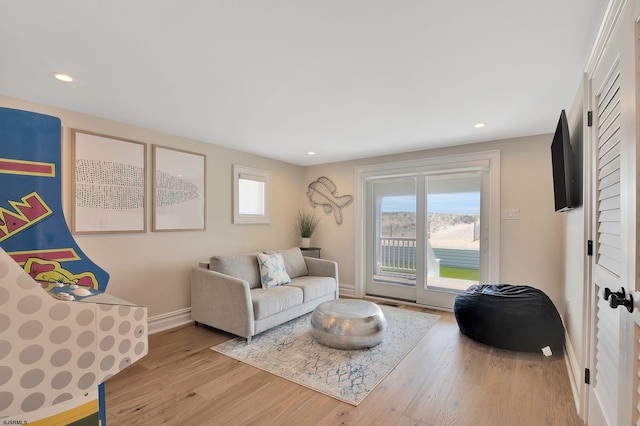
(550, 110, 575, 212)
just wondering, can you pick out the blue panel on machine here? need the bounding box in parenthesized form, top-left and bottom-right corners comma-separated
(0, 107, 109, 297)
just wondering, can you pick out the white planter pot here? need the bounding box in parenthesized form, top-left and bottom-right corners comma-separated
(300, 237, 311, 248)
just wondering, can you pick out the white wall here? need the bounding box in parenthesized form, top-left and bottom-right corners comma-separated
(563, 79, 587, 394)
(0, 95, 306, 319)
(305, 134, 567, 310)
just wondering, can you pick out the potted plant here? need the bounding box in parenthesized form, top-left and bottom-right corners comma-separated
(297, 210, 320, 248)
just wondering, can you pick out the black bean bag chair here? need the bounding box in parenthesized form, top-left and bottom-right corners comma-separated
(453, 284, 564, 353)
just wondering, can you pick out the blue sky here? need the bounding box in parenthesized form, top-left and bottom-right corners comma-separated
(382, 193, 480, 214)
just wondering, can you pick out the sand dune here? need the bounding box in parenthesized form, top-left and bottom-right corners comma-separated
(381, 212, 479, 249)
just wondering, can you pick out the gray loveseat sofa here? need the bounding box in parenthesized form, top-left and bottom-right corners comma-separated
(191, 247, 338, 342)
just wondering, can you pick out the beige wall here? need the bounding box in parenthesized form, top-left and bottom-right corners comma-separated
(2, 95, 567, 319)
(1, 95, 306, 318)
(305, 133, 567, 309)
(301, 163, 358, 288)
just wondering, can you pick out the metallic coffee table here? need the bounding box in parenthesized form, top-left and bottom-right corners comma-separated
(311, 299, 387, 349)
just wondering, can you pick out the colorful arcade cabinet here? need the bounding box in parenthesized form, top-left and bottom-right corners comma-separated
(0, 107, 148, 424)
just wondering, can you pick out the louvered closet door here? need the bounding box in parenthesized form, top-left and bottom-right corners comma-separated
(590, 54, 622, 426)
(587, 6, 638, 424)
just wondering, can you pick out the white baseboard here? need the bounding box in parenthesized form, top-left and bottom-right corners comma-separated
(563, 326, 582, 414)
(148, 307, 193, 335)
(339, 283, 356, 298)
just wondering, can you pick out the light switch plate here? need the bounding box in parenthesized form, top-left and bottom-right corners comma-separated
(502, 208, 520, 220)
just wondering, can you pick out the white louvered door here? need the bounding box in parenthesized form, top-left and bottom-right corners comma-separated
(586, 2, 638, 424)
(589, 53, 623, 425)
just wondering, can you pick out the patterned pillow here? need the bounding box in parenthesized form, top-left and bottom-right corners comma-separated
(257, 252, 291, 288)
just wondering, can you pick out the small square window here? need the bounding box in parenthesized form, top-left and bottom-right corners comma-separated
(233, 165, 271, 224)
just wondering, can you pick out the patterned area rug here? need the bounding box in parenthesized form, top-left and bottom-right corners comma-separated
(211, 305, 439, 405)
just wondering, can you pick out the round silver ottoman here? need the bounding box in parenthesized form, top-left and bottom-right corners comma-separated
(311, 299, 387, 349)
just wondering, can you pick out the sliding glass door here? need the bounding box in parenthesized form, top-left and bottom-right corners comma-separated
(425, 174, 481, 293)
(366, 177, 420, 301)
(361, 154, 497, 309)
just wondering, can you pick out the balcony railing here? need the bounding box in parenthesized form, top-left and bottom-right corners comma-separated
(378, 237, 417, 273)
(377, 237, 479, 275)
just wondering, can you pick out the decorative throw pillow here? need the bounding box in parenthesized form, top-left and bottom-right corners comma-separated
(257, 252, 291, 288)
(265, 247, 309, 279)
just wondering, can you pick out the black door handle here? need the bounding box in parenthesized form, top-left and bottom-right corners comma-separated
(603, 287, 634, 313)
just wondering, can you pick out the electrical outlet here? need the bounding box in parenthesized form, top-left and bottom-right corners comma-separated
(502, 208, 520, 220)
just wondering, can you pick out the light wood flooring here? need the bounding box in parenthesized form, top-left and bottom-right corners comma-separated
(105, 304, 583, 425)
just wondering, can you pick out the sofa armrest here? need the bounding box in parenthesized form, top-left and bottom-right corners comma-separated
(304, 257, 339, 283)
(190, 267, 254, 339)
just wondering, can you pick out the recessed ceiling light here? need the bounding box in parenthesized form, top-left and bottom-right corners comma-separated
(308, 151, 316, 156)
(52, 73, 73, 83)
(474, 123, 486, 128)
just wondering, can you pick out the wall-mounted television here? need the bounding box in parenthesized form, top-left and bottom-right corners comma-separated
(550, 109, 575, 212)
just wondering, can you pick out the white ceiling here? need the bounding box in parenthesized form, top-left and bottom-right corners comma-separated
(0, 1, 609, 166)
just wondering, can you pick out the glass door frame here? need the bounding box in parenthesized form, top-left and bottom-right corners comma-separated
(364, 176, 423, 302)
(355, 151, 501, 309)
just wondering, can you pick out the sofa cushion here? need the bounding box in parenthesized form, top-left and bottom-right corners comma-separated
(210, 253, 261, 289)
(250, 286, 304, 320)
(265, 247, 308, 279)
(288, 276, 337, 302)
(257, 252, 291, 288)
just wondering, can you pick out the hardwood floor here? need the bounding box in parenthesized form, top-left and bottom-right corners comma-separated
(105, 304, 583, 425)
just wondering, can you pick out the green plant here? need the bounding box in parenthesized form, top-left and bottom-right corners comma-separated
(297, 210, 320, 238)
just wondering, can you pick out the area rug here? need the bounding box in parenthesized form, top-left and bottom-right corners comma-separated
(211, 306, 439, 405)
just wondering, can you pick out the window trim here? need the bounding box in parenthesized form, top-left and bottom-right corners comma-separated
(233, 165, 271, 224)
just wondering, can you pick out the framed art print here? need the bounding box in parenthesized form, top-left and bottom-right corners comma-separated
(152, 145, 206, 231)
(72, 130, 146, 234)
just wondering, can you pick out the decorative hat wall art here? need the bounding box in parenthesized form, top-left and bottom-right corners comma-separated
(306, 176, 353, 225)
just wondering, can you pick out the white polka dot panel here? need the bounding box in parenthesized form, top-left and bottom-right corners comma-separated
(0, 250, 148, 418)
(95, 304, 147, 382)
